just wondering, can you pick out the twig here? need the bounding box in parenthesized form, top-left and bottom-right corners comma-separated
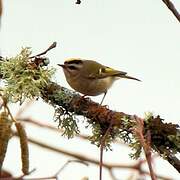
(99, 122, 113, 180)
(133, 117, 157, 180)
(15, 100, 35, 118)
(21, 118, 128, 147)
(29, 42, 57, 59)
(22, 160, 88, 180)
(4, 105, 17, 123)
(0, 0, 2, 17)
(21, 118, 89, 140)
(145, 131, 156, 180)
(13, 133, 171, 180)
(1, 97, 17, 123)
(108, 168, 117, 180)
(54, 159, 88, 177)
(18, 168, 36, 179)
(162, 0, 180, 22)
(0, 168, 36, 180)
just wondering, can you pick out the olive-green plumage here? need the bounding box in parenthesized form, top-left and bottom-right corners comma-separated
(58, 58, 140, 103)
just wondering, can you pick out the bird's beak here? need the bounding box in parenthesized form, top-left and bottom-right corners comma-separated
(58, 64, 65, 68)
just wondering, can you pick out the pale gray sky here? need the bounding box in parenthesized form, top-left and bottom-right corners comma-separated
(0, 0, 180, 179)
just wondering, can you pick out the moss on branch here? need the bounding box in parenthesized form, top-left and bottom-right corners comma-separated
(41, 82, 180, 172)
(0, 47, 179, 173)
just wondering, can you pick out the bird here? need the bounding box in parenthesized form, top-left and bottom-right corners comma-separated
(58, 58, 141, 104)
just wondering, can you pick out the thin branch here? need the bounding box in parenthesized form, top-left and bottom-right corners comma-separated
(17, 169, 36, 179)
(54, 159, 88, 177)
(21, 118, 127, 147)
(162, 0, 180, 22)
(0, 169, 36, 180)
(22, 160, 88, 180)
(15, 100, 35, 118)
(21, 118, 90, 141)
(29, 42, 57, 58)
(13, 133, 171, 180)
(99, 122, 113, 180)
(133, 117, 156, 180)
(1, 97, 17, 123)
(108, 168, 117, 180)
(0, 0, 2, 17)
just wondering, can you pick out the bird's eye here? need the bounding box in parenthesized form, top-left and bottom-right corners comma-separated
(68, 66, 77, 70)
(102, 68, 106, 73)
(99, 68, 106, 74)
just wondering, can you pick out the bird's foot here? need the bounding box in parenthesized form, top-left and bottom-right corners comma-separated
(74, 94, 89, 107)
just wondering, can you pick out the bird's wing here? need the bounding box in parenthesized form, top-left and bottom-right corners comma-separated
(87, 66, 141, 81)
(87, 66, 127, 79)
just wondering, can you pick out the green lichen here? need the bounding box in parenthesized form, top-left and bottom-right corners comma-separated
(89, 121, 123, 150)
(129, 141, 142, 159)
(53, 87, 76, 106)
(54, 106, 79, 138)
(144, 112, 154, 123)
(88, 122, 102, 147)
(167, 131, 180, 151)
(128, 113, 151, 159)
(0, 48, 55, 104)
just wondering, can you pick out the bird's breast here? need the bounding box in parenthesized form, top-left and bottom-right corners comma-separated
(66, 75, 116, 96)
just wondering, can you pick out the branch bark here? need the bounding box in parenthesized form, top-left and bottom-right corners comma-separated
(40, 82, 180, 173)
(162, 0, 180, 22)
(0, 0, 2, 17)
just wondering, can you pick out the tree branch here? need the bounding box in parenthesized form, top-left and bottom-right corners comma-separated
(41, 82, 180, 173)
(132, 117, 157, 180)
(13, 133, 171, 180)
(162, 0, 180, 22)
(0, 0, 2, 18)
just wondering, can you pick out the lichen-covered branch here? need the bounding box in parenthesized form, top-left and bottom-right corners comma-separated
(41, 82, 180, 173)
(0, 46, 179, 175)
(132, 117, 157, 180)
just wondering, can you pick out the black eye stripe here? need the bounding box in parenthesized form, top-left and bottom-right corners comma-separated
(68, 65, 78, 70)
(65, 60, 83, 65)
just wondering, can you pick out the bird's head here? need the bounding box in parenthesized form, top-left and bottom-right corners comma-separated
(58, 58, 83, 78)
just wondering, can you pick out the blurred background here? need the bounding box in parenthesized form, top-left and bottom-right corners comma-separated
(0, 0, 180, 179)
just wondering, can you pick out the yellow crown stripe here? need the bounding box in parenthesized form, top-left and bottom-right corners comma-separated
(65, 58, 82, 63)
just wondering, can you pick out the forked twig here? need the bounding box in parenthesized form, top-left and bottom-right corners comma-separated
(29, 42, 57, 59)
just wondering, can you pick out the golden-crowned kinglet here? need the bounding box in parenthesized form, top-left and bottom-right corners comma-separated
(58, 58, 140, 104)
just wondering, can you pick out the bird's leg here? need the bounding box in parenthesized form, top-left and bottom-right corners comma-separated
(80, 94, 90, 102)
(81, 94, 87, 99)
(74, 94, 89, 107)
(100, 91, 107, 105)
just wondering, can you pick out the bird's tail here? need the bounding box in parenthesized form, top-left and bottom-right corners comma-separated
(123, 75, 141, 81)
